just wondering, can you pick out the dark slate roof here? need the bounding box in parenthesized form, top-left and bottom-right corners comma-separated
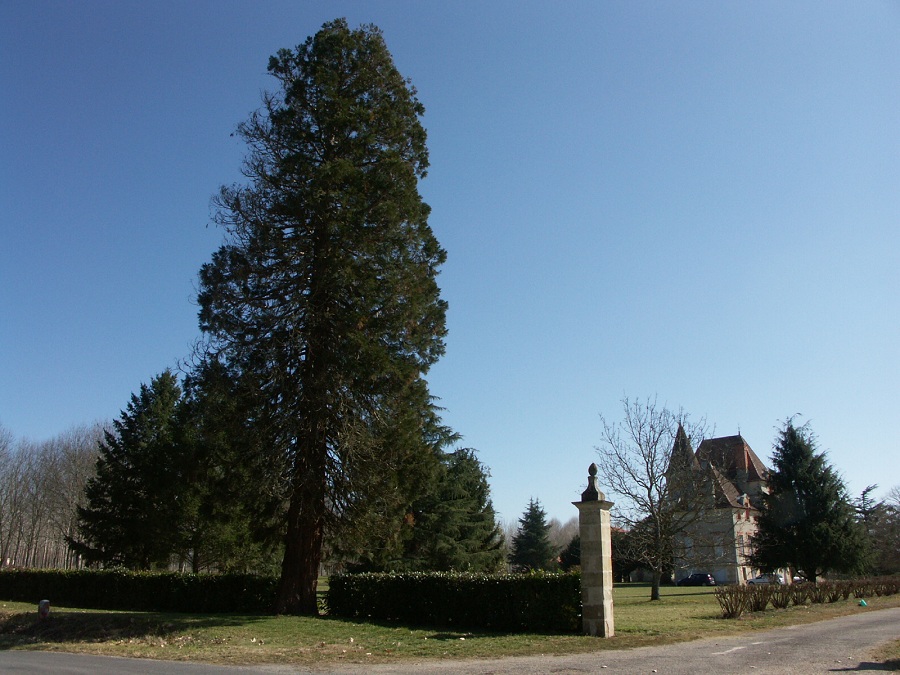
(696, 434, 768, 484)
(709, 464, 758, 510)
(666, 424, 700, 476)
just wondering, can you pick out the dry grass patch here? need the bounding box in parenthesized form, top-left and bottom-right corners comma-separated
(870, 638, 900, 670)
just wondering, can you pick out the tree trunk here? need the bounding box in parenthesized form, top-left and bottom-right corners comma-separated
(274, 439, 327, 615)
(650, 569, 662, 600)
(275, 495, 324, 614)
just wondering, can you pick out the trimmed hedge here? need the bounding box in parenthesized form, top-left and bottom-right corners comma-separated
(0, 568, 278, 613)
(327, 571, 581, 633)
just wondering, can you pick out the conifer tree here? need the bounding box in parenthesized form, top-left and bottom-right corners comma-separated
(71, 370, 186, 568)
(751, 420, 868, 582)
(509, 498, 556, 572)
(558, 534, 580, 572)
(197, 20, 448, 613)
(405, 448, 505, 572)
(70, 366, 285, 573)
(178, 359, 285, 573)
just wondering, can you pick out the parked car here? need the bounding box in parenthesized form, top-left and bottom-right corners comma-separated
(677, 573, 716, 586)
(747, 573, 785, 585)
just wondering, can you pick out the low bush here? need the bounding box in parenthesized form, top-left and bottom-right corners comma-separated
(327, 571, 581, 633)
(717, 577, 900, 618)
(746, 585, 772, 612)
(713, 585, 747, 618)
(0, 568, 277, 613)
(808, 583, 828, 604)
(770, 585, 793, 609)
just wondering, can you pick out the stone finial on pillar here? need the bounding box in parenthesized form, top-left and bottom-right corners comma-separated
(581, 463, 603, 501)
(574, 464, 615, 637)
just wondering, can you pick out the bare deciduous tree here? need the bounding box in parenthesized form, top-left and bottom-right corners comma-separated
(548, 516, 579, 553)
(0, 423, 102, 569)
(595, 396, 716, 600)
(867, 485, 900, 575)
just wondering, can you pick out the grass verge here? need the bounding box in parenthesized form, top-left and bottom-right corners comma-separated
(1, 584, 898, 666)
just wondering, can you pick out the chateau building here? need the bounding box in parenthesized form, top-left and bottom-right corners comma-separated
(670, 432, 772, 585)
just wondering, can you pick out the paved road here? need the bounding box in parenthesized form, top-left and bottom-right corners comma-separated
(0, 607, 897, 674)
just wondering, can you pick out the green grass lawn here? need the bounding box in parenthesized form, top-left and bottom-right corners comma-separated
(1, 583, 898, 667)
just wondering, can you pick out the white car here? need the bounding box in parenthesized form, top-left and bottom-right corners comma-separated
(747, 573, 784, 585)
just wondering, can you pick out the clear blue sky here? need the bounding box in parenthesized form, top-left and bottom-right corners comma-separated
(2, 1, 898, 524)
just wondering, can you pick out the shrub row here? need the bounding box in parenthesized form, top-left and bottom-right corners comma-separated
(0, 568, 278, 614)
(327, 571, 581, 633)
(714, 577, 900, 619)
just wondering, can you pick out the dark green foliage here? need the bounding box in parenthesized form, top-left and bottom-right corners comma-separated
(327, 572, 580, 632)
(0, 569, 276, 613)
(325, 387, 452, 572)
(854, 484, 881, 531)
(509, 499, 557, 572)
(197, 19, 448, 614)
(611, 528, 642, 582)
(558, 535, 580, 572)
(70, 371, 186, 569)
(751, 420, 869, 582)
(69, 367, 283, 574)
(401, 448, 505, 572)
(338, 446, 504, 574)
(178, 359, 285, 574)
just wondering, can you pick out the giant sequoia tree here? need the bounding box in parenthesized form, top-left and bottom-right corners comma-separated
(197, 20, 448, 614)
(751, 420, 868, 582)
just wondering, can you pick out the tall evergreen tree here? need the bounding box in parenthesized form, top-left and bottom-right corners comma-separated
(178, 359, 285, 574)
(403, 448, 505, 572)
(751, 420, 868, 582)
(509, 498, 556, 572)
(325, 383, 450, 571)
(71, 370, 186, 568)
(197, 20, 448, 614)
(71, 366, 285, 573)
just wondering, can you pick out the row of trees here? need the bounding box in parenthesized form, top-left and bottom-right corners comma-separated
(0, 423, 100, 569)
(70, 367, 283, 573)
(67, 367, 505, 577)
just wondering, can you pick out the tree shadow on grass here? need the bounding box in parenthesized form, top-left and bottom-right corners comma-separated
(0, 610, 269, 649)
(315, 613, 574, 640)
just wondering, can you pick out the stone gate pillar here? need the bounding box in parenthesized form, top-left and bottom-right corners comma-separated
(573, 463, 615, 637)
